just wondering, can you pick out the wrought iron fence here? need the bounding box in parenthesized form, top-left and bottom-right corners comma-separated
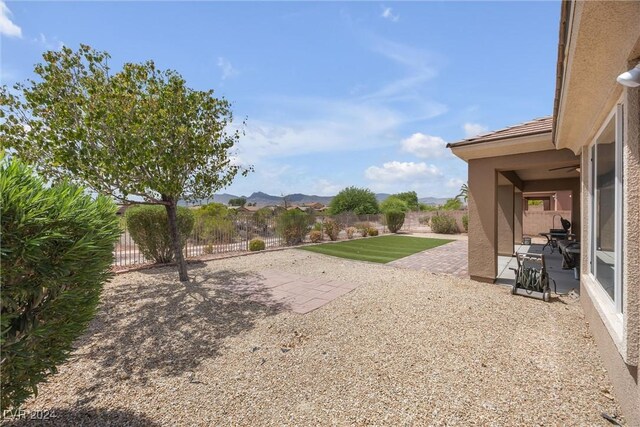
(113, 211, 401, 268)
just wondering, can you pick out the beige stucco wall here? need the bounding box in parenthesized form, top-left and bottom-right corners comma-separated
(497, 185, 514, 256)
(468, 161, 497, 282)
(578, 85, 640, 425)
(514, 190, 523, 244)
(555, 190, 572, 210)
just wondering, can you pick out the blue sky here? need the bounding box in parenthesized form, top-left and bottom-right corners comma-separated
(1, 1, 560, 198)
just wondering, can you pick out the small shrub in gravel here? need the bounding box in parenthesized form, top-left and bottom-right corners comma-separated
(126, 205, 194, 263)
(309, 230, 323, 243)
(385, 211, 405, 233)
(462, 213, 469, 232)
(346, 227, 357, 239)
(0, 159, 120, 412)
(323, 218, 341, 241)
(249, 238, 266, 251)
(367, 227, 379, 236)
(356, 222, 370, 237)
(276, 210, 312, 245)
(430, 214, 459, 234)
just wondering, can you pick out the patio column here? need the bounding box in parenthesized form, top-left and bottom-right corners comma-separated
(514, 190, 523, 245)
(468, 159, 497, 282)
(497, 184, 515, 256)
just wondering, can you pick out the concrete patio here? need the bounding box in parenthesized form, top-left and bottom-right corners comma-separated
(496, 243, 580, 295)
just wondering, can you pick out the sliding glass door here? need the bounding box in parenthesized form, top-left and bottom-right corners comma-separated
(590, 104, 624, 313)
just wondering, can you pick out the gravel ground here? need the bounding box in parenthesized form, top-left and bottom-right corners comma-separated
(9, 249, 622, 426)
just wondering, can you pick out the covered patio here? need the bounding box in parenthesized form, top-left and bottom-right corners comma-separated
(448, 117, 581, 288)
(496, 242, 580, 295)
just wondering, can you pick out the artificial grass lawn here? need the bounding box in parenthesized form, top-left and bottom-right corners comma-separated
(298, 235, 453, 263)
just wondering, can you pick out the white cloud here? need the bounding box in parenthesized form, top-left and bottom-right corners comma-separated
(358, 36, 444, 118)
(401, 133, 449, 159)
(217, 57, 238, 80)
(0, 0, 22, 38)
(381, 7, 399, 22)
(311, 179, 343, 197)
(446, 177, 465, 190)
(463, 122, 489, 138)
(33, 33, 64, 50)
(235, 97, 409, 162)
(365, 161, 442, 183)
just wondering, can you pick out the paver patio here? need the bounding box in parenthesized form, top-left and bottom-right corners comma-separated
(389, 238, 469, 277)
(215, 269, 360, 314)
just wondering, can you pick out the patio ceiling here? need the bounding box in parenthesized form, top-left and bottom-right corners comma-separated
(511, 165, 579, 181)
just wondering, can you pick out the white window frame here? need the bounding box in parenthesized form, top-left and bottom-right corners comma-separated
(586, 102, 624, 326)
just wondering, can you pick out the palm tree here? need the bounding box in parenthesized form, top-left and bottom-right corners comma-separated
(456, 183, 468, 202)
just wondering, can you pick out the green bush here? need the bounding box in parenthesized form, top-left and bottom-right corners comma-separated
(194, 203, 236, 244)
(323, 218, 341, 241)
(380, 196, 409, 214)
(385, 211, 406, 233)
(277, 209, 312, 245)
(430, 214, 459, 234)
(462, 213, 469, 232)
(125, 205, 194, 263)
(249, 238, 265, 251)
(0, 159, 120, 411)
(367, 227, 379, 236)
(309, 230, 323, 243)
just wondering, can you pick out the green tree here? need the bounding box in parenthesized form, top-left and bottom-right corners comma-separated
(228, 197, 247, 207)
(391, 191, 419, 211)
(329, 186, 379, 215)
(441, 198, 463, 211)
(1, 45, 250, 282)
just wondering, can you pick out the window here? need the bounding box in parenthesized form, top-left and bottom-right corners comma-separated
(589, 104, 624, 313)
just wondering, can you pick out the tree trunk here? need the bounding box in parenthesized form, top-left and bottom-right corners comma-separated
(164, 198, 189, 282)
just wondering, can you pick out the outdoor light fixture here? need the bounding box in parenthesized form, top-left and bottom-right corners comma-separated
(616, 64, 640, 87)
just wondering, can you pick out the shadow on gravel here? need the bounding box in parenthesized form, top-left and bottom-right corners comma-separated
(71, 267, 285, 395)
(2, 408, 161, 427)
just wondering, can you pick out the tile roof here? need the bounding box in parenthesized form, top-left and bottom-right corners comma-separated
(447, 116, 552, 147)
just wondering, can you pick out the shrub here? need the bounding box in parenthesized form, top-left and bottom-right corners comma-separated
(430, 214, 459, 234)
(419, 215, 431, 225)
(253, 207, 274, 233)
(276, 209, 312, 245)
(346, 227, 357, 239)
(194, 203, 236, 244)
(309, 230, 323, 243)
(249, 238, 265, 251)
(323, 218, 341, 241)
(385, 211, 406, 233)
(462, 213, 469, 232)
(312, 222, 323, 232)
(125, 205, 195, 263)
(0, 159, 121, 411)
(367, 227, 379, 236)
(204, 243, 215, 254)
(355, 222, 370, 237)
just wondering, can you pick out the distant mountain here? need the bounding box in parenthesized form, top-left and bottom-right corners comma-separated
(182, 191, 450, 208)
(419, 197, 449, 206)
